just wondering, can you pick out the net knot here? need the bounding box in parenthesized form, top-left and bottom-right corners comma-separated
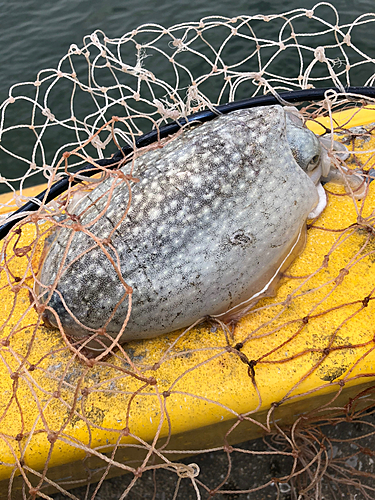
(252, 72, 264, 83)
(41, 108, 55, 121)
(90, 33, 101, 47)
(175, 463, 200, 478)
(170, 38, 185, 51)
(134, 467, 143, 478)
(283, 294, 293, 307)
(187, 84, 200, 103)
(47, 431, 58, 444)
(91, 136, 106, 150)
(335, 268, 349, 285)
(314, 46, 327, 63)
(305, 9, 314, 18)
(35, 304, 46, 314)
(71, 222, 82, 232)
(153, 99, 181, 120)
(362, 295, 371, 307)
(343, 33, 351, 46)
(101, 237, 112, 246)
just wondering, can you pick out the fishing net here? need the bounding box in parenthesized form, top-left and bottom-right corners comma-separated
(1, 2, 375, 499)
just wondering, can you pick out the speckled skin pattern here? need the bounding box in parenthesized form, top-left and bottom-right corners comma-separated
(38, 105, 320, 343)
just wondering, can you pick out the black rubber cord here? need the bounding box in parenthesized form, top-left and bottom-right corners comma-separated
(0, 85, 374, 240)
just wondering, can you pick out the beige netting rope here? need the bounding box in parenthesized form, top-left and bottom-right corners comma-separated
(1, 3, 375, 500)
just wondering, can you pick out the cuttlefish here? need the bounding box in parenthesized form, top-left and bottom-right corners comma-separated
(35, 105, 363, 349)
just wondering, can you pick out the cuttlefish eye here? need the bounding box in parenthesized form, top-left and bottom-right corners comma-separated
(307, 153, 321, 172)
(285, 122, 322, 175)
(283, 109, 323, 187)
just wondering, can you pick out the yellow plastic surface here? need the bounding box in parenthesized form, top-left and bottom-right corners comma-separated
(307, 104, 375, 134)
(0, 107, 375, 496)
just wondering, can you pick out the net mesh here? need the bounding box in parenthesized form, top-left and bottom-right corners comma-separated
(1, 3, 375, 499)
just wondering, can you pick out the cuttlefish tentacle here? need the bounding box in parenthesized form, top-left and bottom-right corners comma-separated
(319, 135, 367, 198)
